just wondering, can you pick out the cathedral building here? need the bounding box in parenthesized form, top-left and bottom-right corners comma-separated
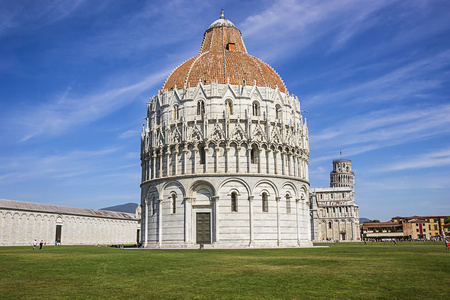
(140, 11, 311, 248)
(310, 159, 360, 242)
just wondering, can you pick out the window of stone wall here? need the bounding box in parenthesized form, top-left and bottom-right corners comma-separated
(199, 145, 206, 164)
(252, 101, 260, 116)
(262, 192, 268, 212)
(286, 194, 291, 214)
(251, 145, 259, 164)
(173, 105, 179, 120)
(225, 99, 233, 115)
(171, 194, 176, 214)
(197, 100, 205, 116)
(231, 192, 238, 212)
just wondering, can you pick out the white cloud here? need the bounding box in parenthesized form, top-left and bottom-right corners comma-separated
(310, 103, 450, 162)
(6, 69, 169, 142)
(381, 148, 450, 171)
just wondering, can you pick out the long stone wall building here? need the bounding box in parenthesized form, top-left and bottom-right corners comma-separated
(310, 159, 360, 242)
(140, 12, 311, 248)
(0, 199, 140, 246)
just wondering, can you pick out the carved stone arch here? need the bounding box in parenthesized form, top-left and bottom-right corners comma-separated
(299, 185, 308, 201)
(218, 178, 251, 197)
(281, 181, 299, 199)
(253, 179, 279, 198)
(189, 180, 216, 205)
(162, 180, 186, 198)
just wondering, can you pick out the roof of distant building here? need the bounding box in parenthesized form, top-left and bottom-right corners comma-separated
(0, 199, 136, 220)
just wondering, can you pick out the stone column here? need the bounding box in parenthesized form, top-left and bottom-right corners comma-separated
(152, 151, 156, 179)
(351, 220, 354, 241)
(306, 200, 311, 242)
(183, 146, 188, 174)
(158, 198, 163, 247)
(247, 147, 251, 173)
(174, 146, 179, 176)
(184, 197, 193, 244)
(295, 198, 300, 245)
(193, 148, 198, 174)
(266, 149, 271, 174)
(144, 199, 149, 247)
(258, 148, 261, 173)
(274, 150, 278, 174)
(237, 147, 241, 173)
(276, 196, 281, 246)
(225, 146, 230, 173)
(248, 196, 254, 246)
(204, 146, 208, 173)
(212, 196, 220, 243)
(158, 150, 163, 178)
(166, 147, 171, 177)
(214, 145, 218, 173)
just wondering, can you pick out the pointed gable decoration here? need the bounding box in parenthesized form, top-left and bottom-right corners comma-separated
(210, 122, 225, 142)
(252, 124, 266, 143)
(231, 122, 246, 142)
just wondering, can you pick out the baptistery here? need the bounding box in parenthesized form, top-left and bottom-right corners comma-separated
(140, 11, 311, 248)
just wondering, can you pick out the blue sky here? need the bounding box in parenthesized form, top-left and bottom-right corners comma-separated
(1, 0, 449, 221)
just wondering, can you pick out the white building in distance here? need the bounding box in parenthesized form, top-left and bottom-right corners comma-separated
(310, 159, 360, 242)
(0, 199, 140, 246)
(140, 11, 312, 248)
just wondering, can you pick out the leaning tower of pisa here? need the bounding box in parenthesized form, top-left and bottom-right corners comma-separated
(330, 159, 355, 189)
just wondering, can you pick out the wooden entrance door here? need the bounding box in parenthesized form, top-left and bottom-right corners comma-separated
(196, 212, 211, 244)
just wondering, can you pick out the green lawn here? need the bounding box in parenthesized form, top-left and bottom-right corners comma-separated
(1, 241, 449, 299)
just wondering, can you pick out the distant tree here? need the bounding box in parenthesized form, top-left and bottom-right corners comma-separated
(444, 217, 450, 224)
(371, 220, 380, 223)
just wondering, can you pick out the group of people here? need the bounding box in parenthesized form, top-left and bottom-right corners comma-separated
(32, 239, 60, 249)
(32, 239, 44, 250)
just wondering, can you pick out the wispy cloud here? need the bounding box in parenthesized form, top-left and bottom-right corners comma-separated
(240, 0, 392, 61)
(4, 69, 169, 142)
(0, 147, 120, 183)
(0, 0, 87, 37)
(304, 49, 450, 108)
(381, 148, 450, 171)
(310, 103, 450, 162)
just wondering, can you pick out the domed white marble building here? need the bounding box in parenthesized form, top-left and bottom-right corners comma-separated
(140, 11, 311, 248)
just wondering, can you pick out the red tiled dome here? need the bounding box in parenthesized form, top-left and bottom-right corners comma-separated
(161, 12, 286, 93)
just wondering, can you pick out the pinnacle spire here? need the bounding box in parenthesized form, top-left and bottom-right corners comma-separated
(220, 9, 225, 19)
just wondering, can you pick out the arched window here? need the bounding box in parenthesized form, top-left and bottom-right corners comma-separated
(286, 194, 291, 214)
(252, 101, 260, 117)
(262, 192, 268, 212)
(197, 100, 205, 116)
(231, 192, 238, 212)
(251, 145, 259, 164)
(156, 110, 161, 125)
(225, 99, 233, 115)
(152, 196, 157, 215)
(171, 194, 176, 214)
(199, 145, 206, 164)
(328, 222, 332, 229)
(173, 105, 179, 120)
(275, 104, 281, 120)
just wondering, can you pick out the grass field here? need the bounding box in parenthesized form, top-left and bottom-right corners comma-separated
(1, 241, 449, 299)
